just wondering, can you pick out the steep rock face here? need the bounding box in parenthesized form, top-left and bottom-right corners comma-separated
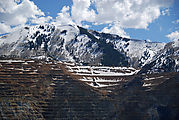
(78, 27, 129, 66)
(89, 30, 166, 67)
(0, 24, 165, 67)
(139, 40, 179, 74)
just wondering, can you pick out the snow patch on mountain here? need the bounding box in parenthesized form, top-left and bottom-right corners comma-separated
(113, 40, 165, 66)
(0, 28, 28, 45)
(139, 41, 179, 74)
(173, 39, 179, 47)
(89, 30, 166, 67)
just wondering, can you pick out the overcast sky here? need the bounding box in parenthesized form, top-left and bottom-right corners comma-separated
(0, 0, 178, 42)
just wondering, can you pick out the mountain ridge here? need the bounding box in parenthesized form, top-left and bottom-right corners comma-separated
(0, 23, 169, 69)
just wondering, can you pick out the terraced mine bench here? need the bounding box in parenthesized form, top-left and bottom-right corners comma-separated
(0, 59, 60, 119)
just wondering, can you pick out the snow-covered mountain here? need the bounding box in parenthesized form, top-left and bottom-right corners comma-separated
(0, 24, 165, 67)
(139, 40, 179, 74)
(0, 24, 103, 64)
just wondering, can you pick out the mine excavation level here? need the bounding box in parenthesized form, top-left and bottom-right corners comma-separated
(0, 58, 179, 120)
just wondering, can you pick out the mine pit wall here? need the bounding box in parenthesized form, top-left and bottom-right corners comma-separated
(1, 58, 179, 120)
(0, 58, 63, 119)
(0, 58, 117, 119)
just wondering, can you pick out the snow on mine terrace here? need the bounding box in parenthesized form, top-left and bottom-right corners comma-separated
(66, 65, 139, 76)
(0, 59, 26, 63)
(65, 65, 140, 88)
